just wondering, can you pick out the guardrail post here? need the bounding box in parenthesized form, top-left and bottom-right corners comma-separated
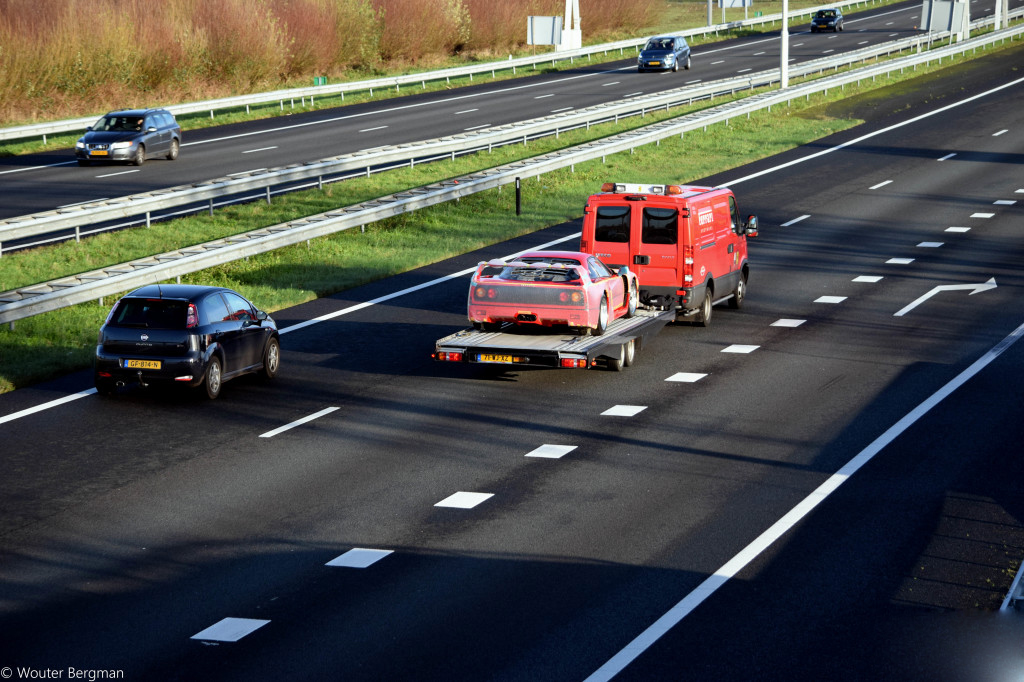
(209, 199, 214, 216)
(515, 177, 521, 216)
(75, 226, 81, 243)
(146, 211, 151, 228)
(266, 187, 272, 205)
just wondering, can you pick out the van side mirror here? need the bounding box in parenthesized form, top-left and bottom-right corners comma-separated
(745, 215, 759, 237)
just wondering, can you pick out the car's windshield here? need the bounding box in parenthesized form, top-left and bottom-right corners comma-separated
(644, 38, 673, 51)
(110, 298, 187, 328)
(93, 115, 143, 132)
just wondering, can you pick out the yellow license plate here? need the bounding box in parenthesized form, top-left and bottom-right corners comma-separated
(478, 354, 513, 363)
(125, 359, 161, 370)
(90, 150, 108, 156)
(649, 61, 661, 66)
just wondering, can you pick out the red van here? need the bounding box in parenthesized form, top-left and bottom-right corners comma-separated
(580, 182, 758, 325)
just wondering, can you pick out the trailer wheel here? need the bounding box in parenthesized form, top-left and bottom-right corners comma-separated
(623, 338, 636, 367)
(593, 295, 609, 336)
(697, 288, 713, 327)
(607, 344, 625, 371)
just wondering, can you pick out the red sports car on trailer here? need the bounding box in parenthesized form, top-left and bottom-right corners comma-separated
(467, 250, 639, 336)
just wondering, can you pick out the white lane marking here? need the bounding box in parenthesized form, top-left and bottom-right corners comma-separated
(685, 79, 702, 85)
(526, 444, 577, 459)
(436, 491, 493, 508)
(535, 94, 555, 99)
(917, 242, 943, 248)
(0, 160, 79, 176)
(771, 319, 806, 327)
(228, 169, 267, 176)
(711, 60, 725, 65)
(737, 68, 753, 73)
(96, 170, 140, 178)
(279, 232, 579, 335)
(724, 76, 1024, 188)
(946, 226, 970, 233)
(853, 276, 882, 283)
(869, 180, 892, 190)
(753, 51, 765, 56)
(893, 278, 996, 317)
(455, 108, 479, 114)
(326, 548, 393, 568)
(624, 92, 643, 98)
(721, 344, 759, 353)
(993, 129, 1008, 136)
(602, 82, 620, 87)
(666, 373, 707, 383)
(242, 146, 278, 154)
(938, 153, 956, 161)
(1016, 189, 1024, 194)
(551, 107, 574, 113)
(358, 126, 389, 133)
(464, 124, 491, 131)
(815, 296, 847, 304)
(0, 388, 96, 425)
(602, 405, 647, 417)
(886, 257, 915, 264)
(971, 212, 995, 218)
(821, 49, 835, 55)
(259, 406, 339, 438)
(993, 200, 1016, 205)
(586, 319, 1024, 682)
(858, 40, 870, 45)
(782, 215, 810, 226)
(191, 617, 270, 642)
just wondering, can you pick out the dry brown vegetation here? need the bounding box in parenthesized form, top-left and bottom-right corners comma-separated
(0, 0, 658, 123)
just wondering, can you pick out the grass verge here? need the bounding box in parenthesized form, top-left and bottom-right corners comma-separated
(0, 36, 1020, 394)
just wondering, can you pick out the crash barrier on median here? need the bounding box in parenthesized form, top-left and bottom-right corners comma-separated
(0, 0, 895, 145)
(1, 21, 1022, 328)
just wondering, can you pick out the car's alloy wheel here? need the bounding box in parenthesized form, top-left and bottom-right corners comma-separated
(204, 356, 222, 399)
(132, 144, 146, 166)
(593, 295, 609, 336)
(261, 338, 280, 379)
(626, 283, 638, 318)
(167, 139, 179, 160)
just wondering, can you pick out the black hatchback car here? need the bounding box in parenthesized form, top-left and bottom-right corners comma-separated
(94, 284, 280, 399)
(810, 8, 844, 32)
(75, 108, 181, 166)
(637, 36, 691, 72)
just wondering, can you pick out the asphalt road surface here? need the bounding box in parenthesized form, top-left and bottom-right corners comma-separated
(1, 27, 1023, 682)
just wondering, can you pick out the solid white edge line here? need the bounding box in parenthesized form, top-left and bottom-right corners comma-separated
(258, 406, 339, 438)
(586, 319, 1024, 682)
(278, 232, 580, 335)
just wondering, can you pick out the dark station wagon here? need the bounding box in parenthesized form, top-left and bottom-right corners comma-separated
(75, 108, 182, 166)
(94, 284, 280, 399)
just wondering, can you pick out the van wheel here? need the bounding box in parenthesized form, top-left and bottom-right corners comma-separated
(729, 277, 746, 309)
(697, 289, 713, 327)
(593, 295, 609, 336)
(625, 282, 638, 318)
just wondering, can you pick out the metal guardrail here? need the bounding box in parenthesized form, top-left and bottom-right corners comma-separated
(1, 22, 1021, 327)
(0, 0, 887, 144)
(0, 26, 978, 252)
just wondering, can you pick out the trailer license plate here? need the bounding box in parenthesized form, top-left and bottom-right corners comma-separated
(124, 359, 161, 370)
(478, 354, 513, 363)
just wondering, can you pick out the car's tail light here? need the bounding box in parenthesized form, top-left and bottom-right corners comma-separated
(186, 303, 199, 328)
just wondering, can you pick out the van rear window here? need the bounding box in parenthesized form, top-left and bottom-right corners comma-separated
(594, 206, 630, 243)
(642, 207, 678, 245)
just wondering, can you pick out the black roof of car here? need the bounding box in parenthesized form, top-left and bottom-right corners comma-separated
(124, 284, 232, 300)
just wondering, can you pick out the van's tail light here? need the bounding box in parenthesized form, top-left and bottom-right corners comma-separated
(682, 245, 694, 284)
(186, 303, 199, 328)
(580, 239, 589, 252)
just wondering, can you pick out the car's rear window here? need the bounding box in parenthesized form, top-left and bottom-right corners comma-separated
(500, 267, 581, 283)
(109, 298, 188, 329)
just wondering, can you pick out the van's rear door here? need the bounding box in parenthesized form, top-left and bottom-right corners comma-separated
(634, 204, 681, 291)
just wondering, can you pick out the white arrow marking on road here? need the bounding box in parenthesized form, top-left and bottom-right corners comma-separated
(893, 278, 997, 317)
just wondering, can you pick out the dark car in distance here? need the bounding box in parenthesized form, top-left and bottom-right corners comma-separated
(810, 8, 844, 32)
(75, 108, 181, 166)
(637, 35, 691, 72)
(94, 284, 280, 399)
